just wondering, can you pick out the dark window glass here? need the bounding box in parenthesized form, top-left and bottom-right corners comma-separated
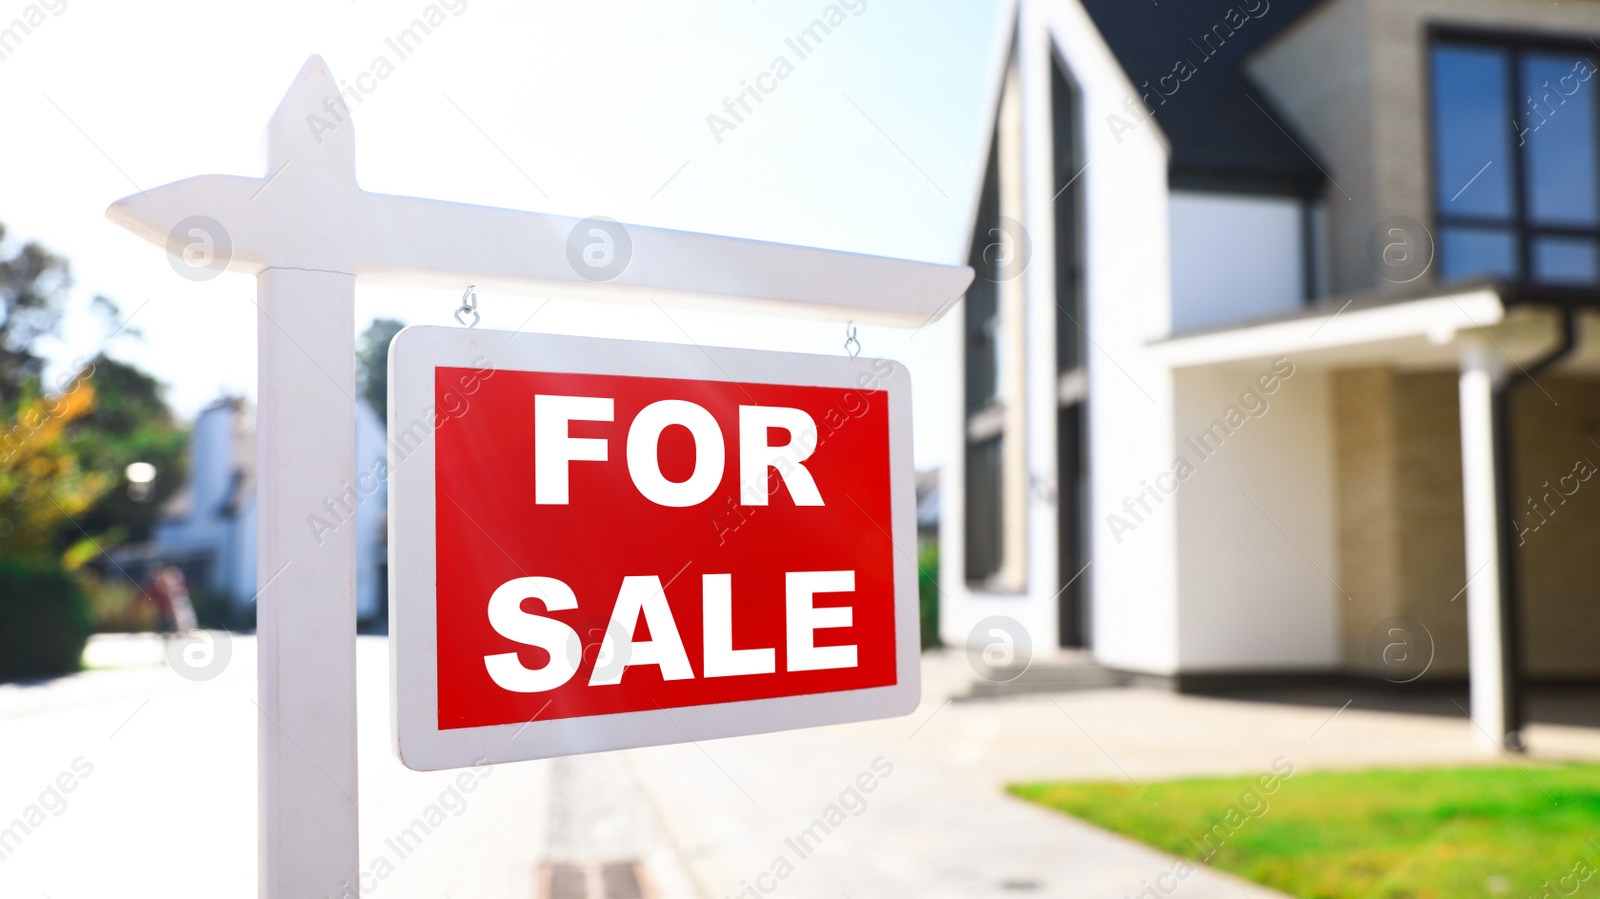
(1051, 55, 1084, 375)
(1056, 404, 1087, 648)
(965, 119, 1005, 584)
(1433, 46, 1514, 218)
(1532, 236, 1600, 284)
(965, 138, 1000, 415)
(1052, 53, 1088, 643)
(1440, 226, 1518, 280)
(1523, 52, 1599, 228)
(964, 436, 1003, 583)
(1432, 40, 1600, 286)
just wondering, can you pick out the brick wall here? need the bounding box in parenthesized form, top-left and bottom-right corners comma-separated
(1248, 0, 1375, 297)
(1334, 367, 1600, 680)
(1511, 376, 1600, 678)
(1334, 367, 1467, 678)
(1333, 367, 1403, 671)
(1392, 372, 1469, 678)
(1251, 0, 1600, 298)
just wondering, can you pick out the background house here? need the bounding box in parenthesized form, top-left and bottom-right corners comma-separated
(114, 395, 391, 627)
(940, 0, 1600, 750)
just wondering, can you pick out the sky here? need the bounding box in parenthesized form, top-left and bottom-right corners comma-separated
(0, 0, 1004, 469)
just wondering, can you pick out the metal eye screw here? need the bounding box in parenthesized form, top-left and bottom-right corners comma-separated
(455, 285, 480, 328)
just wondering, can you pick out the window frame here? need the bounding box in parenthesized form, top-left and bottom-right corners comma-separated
(1427, 26, 1600, 286)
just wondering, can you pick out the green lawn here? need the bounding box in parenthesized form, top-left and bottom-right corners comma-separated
(1010, 762, 1600, 899)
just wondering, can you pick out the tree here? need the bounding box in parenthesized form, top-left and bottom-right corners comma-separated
(0, 224, 187, 677)
(0, 380, 107, 564)
(357, 318, 405, 421)
(0, 223, 72, 406)
(65, 353, 189, 546)
(0, 228, 187, 556)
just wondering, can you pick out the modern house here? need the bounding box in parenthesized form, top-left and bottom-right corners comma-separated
(939, 0, 1600, 749)
(121, 396, 391, 626)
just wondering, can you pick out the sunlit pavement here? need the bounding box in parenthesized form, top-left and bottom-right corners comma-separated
(1, 635, 559, 899)
(6, 637, 1600, 898)
(629, 653, 1600, 899)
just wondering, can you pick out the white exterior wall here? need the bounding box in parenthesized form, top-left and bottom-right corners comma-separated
(154, 402, 232, 550)
(155, 398, 387, 621)
(1052, 2, 1178, 675)
(940, 0, 1180, 675)
(1169, 191, 1306, 333)
(1170, 364, 1341, 670)
(938, 1, 1046, 649)
(154, 401, 249, 600)
(1019, 2, 1063, 648)
(226, 493, 258, 608)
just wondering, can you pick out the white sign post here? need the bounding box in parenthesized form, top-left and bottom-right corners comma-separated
(107, 56, 971, 898)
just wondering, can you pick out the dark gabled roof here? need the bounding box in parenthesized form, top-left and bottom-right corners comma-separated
(1079, 0, 1327, 196)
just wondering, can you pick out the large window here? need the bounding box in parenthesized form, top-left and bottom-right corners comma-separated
(1432, 36, 1600, 285)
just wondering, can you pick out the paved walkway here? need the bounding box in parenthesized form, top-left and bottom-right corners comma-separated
(621, 650, 1600, 899)
(1, 635, 554, 898)
(5, 637, 1598, 898)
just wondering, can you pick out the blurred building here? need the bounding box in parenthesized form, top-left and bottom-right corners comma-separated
(942, 0, 1600, 748)
(114, 396, 390, 626)
(915, 468, 940, 552)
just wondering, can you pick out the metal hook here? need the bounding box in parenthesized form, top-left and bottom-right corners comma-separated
(454, 285, 479, 328)
(844, 322, 861, 358)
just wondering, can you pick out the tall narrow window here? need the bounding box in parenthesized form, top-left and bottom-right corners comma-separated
(1052, 52, 1089, 648)
(966, 141, 1002, 416)
(964, 436, 1003, 582)
(965, 136, 1005, 584)
(1432, 37, 1600, 285)
(963, 56, 1027, 591)
(1052, 55, 1085, 376)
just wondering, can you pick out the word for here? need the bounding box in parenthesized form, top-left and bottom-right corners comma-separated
(309, 356, 494, 545)
(307, 0, 469, 145)
(1516, 58, 1598, 146)
(1123, 756, 1293, 899)
(722, 756, 894, 899)
(484, 571, 859, 692)
(0, 0, 66, 63)
(325, 758, 492, 898)
(712, 357, 892, 545)
(534, 394, 823, 508)
(1106, 0, 1271, 144)
(706, 0, 869, 144)
(1, 356, 93, 463)
(1107, 357, 1295, 544)
(0, 756, 93, 861)
(1514, 457, 1598, 545)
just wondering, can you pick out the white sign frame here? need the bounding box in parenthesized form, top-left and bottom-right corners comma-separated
(389, 325, 921, 771)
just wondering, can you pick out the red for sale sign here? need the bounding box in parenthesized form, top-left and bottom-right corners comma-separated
(388, 327, 919, 770)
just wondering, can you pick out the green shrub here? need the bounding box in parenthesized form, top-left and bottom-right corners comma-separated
(918, 540, 941, 650)
(0, 557, 91, 680)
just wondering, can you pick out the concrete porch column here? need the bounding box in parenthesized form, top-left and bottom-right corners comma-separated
(1457, 337, 1515, 750)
